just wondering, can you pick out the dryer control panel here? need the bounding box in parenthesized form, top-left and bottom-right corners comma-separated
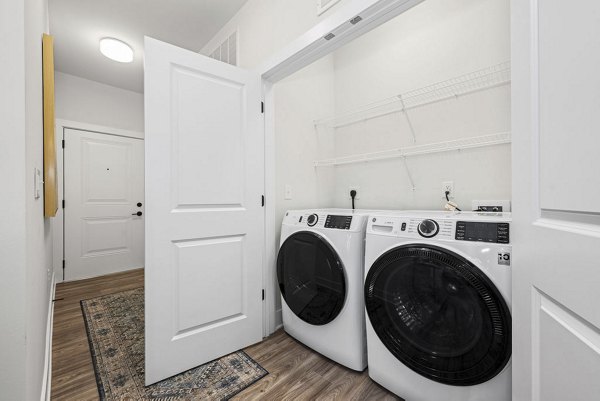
(324, 215, 352, 229)
(283, 210, 365, 232)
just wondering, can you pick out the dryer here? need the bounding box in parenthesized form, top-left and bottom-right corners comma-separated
(364, 211, 512, 401)
(277, 209, 376, 371)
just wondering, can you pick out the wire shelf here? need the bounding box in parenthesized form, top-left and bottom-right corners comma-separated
(314, 61, 511, 129)
(313, 131, 511, 167)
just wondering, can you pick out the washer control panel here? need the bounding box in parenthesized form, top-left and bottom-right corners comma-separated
(324, 215, 352, 230)
(368, 214, 511, 244)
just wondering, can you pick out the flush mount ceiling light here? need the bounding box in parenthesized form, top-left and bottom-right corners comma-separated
(99, 38, 134, 63)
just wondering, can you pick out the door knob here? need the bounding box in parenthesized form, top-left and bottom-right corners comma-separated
(137, 202, 142, 207)
(132, 211, 142, 216)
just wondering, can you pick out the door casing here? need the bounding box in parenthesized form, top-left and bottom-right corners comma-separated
(53, 119, 144, 282)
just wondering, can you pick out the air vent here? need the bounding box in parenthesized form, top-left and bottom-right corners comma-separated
(317, 0, 342, 16)
(350, 16, 363, 25)
(208, 31, 237, 66)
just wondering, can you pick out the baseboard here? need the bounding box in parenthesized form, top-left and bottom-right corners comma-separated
(40, 272, 56, 401)
(275, 307, 283, 331)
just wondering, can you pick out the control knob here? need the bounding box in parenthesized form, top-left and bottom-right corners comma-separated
(307, 214, 318, 226)
(418, 219, 439, 238)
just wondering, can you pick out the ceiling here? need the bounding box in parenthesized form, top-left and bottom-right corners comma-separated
(49, 0, 248, 93)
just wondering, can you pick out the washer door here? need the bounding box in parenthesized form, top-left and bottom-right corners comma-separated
(364, 244, 511, 386)
(277, 232, 346, 326)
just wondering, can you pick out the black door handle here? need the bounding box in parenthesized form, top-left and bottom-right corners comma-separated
(132, 211, 142, 216)
(137, 202, 142, 207)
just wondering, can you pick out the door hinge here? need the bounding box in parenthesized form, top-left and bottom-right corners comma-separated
(62, 139, 65, 148)
(62, 199, 65, 209)
(262, 289, 265, 301)
(261, 101, 264, 114)
(261, 195, 265, 207)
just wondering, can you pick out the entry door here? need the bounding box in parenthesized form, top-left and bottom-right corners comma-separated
(64, 128, 144, 281)
(144, 37, 264, 385)
(512, 2, 600, 400)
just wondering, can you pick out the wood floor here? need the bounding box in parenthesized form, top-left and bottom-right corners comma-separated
(51, 269, 399, 400)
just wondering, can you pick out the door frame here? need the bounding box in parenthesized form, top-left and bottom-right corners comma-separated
(257, 0, 425, 336)
(53, 119, 144, 282)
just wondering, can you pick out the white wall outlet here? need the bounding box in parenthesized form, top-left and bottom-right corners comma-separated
(348, 186, 360, 200)
(442, 181, 454, 199)
(284, 184, 293, 200)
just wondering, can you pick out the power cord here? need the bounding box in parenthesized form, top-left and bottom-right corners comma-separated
(445, 190, 461, 211)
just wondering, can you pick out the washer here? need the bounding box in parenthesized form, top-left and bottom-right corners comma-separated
(277, 209, 377, 371)
(364, 211, 512, 401)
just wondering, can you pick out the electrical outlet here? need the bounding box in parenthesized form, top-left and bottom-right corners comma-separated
(442, 181, 454, 199)
(348, 186, 360, 200)
(284, 185, 293, 200)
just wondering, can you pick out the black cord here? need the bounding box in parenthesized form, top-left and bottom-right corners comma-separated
(350, 190, 357, 210)
(445, 191, 461, 211)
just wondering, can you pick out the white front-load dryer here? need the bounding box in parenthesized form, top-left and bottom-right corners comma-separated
(278, 209, 377, 371)
(364, 211, 512, 401)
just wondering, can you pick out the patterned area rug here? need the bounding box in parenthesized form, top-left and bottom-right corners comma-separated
(81, 288, 268, 400)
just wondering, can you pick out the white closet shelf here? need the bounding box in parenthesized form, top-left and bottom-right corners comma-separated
(313, 132, 511, 167)
(314, 61, 511, 129)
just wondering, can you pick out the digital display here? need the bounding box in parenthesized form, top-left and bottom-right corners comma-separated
(456, 222, 509, 243)
(325, 215, 352, 230)
(464, 222, 497, 242)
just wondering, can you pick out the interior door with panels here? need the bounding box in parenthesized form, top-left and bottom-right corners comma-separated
(512, 1, 600, 400)
(144, 37, 264, 385)
(63, 128, 144, 281)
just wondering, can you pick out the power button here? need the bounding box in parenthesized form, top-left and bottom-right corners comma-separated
(401, 222, 407, 231)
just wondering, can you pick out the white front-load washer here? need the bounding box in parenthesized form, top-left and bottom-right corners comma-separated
(277, 209, 377, 371)
(364, 211, 512, 401)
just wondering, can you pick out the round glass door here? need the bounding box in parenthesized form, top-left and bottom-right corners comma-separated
(364, 244, 511, 386)
(277, 232, 346, 325)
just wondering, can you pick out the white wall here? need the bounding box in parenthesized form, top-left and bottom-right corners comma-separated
(1, 0, 54, 399)
(0, 0, 28, 398)
(329, 0, 511, 210)
(25, 0, 54, 398)
(274, 57, 336, 238)
(55, 71, 145, 132)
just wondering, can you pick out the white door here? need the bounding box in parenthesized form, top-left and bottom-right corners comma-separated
(144, 37, 264, 385)
(64, 128, 144, 281)
(512, 1, 600, 400)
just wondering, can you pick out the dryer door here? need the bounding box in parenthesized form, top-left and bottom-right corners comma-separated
(364, 244, 511, 386)
(277, 232, 346, 326)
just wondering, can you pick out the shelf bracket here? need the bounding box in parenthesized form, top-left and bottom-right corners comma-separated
(401, 156, 416, 191)
(398, 95, 417, 143)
